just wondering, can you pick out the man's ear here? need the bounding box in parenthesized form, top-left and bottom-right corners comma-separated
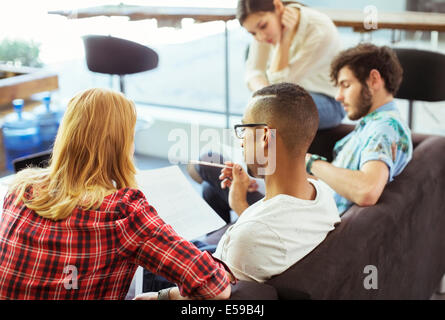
(273, 0, 285, 14)
(367, 69, 384, 91)
(263, 127, 275, 148)
(260, 127, 277, 175)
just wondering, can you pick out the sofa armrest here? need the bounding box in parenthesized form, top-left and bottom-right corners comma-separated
(229, 281, 278, 300)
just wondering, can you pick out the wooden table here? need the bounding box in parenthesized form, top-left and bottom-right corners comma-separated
(324, 8, 445, 32)
(0, 65, 59, 106)
(48, 4, 445, 32)
(50, 5, 236, 25)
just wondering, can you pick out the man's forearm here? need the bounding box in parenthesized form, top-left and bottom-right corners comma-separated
(311, 160, 375, 206)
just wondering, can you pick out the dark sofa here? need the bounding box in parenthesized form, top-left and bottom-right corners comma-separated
(227, 124, 445, 300)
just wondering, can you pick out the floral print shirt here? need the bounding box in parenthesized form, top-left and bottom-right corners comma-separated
(332, 101, 413, 215)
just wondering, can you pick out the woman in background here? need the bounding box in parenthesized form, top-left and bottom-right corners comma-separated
(238, 0, 345, 129)
(0, 88, 231, 300)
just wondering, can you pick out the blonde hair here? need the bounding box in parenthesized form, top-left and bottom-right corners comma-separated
(9, 88, 138, 221)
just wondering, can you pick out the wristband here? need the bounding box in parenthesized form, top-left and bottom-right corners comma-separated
(306, 154, 327, 175)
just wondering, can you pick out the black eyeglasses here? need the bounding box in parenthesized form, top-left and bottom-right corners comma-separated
(234, 123, 268, 139)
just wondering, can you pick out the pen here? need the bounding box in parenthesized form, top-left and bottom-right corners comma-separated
(189, 160, 232, 169)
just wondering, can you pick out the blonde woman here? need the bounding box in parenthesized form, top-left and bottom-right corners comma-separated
(0, 88, 232, 300)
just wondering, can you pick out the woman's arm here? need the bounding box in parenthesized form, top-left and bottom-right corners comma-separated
(269, 6, 300, 74)
(268, 9, 341, 85)
(245, 40, 271, 92)
(115, 190, 232, 300)
(134, 223, 232, 299)
(247, 75, 270, 92)
(134, 284, 231, 300)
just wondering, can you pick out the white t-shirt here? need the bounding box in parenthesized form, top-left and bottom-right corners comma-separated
(245, 3, 342, 98)
(213, 179, 341, 283)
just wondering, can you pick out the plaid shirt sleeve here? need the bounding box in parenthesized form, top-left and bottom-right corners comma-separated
(115, 189, 230, 299)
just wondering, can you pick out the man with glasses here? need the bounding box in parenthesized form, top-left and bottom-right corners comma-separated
(190, 83, 340, 282)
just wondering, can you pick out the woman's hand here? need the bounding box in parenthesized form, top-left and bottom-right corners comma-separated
(134, 292, 158, 300)
(280, 7, 300, 43)
(134, 287, 188, 300)
(269, 7, 300, 73)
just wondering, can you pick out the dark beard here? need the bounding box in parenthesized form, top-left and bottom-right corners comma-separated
(349, 85, 373, 121)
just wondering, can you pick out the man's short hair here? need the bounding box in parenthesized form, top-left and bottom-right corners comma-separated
(250, 83, 319, 155)
(330, 43, 403, 95)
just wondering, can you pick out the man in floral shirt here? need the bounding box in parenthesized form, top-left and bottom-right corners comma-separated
(306, 44, 413, 215)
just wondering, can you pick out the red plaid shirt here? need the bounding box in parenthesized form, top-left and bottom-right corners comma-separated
(0, 188, 230, 300)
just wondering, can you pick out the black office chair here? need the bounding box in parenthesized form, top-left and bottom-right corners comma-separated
(82, 35, 159, 94)
(394, 48, 445, 130)
(12, 150, 52, 173)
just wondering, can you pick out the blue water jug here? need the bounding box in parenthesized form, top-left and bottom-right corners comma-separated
(2, 99, 41, 171)
(34, 93, 63, 152)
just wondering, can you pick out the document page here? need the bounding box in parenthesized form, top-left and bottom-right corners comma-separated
(136, 166, 226, 240)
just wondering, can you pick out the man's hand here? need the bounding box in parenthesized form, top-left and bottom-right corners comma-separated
(219, 162, 250, 215)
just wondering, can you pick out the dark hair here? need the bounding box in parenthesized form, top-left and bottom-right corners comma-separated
(236, 0, 304, 25)
(330, 43, 403, 95)
(250, 82, 318, 155)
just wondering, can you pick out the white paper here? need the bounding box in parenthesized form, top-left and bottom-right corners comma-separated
(136, 166, 225, 240)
